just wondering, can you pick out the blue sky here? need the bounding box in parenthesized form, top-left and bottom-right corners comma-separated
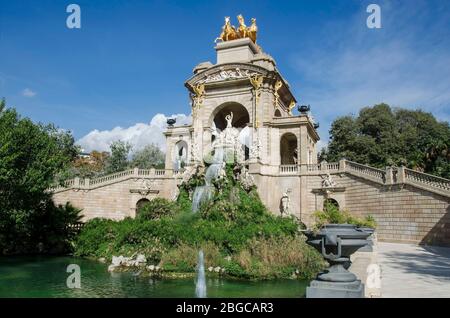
(1, 0, 449, 152)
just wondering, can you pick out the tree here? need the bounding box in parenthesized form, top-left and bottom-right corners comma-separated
(105, 140, 132, 174)
(324, 103, 450, 178)
(0, 101, 81, 254)
(130, 143, 165, 169)
(69, 150, 110, 178)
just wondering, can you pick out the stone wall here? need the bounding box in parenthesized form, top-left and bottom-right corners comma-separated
(52, 171, 179, 221)
(340, 174, 450, 246)
(251, 163, 450, 246)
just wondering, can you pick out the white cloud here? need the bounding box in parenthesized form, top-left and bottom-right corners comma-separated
(22, 88, 36, 97)
(77, 113, 192, 153)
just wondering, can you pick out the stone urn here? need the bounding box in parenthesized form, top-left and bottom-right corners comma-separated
(298, 104, 310, 113)
(304, 224, 370, 298)
(357, 226, 376, 252)
(167, 118, 176, 127)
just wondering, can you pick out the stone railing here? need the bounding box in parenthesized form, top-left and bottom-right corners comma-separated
(345, 161, 386, 184)
(89, 169, 135, 186)
(307, 164, 321, 172)
(280, 165, 298, 174)
(278, 160, 449, 196)
(51, 167, 183, 193)
(344, 161, 450, 197)
(326, 162, 340, 170)
(403, 168, 450, 193)
(278, 162, 341, 175)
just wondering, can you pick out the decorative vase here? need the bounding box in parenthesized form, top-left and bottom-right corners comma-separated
(304, 224, 370, 298)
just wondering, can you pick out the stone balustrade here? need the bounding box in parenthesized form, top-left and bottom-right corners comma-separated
(51, 167, 183, 193)
(307, 164, 321, 172)
(345, 161, 386, 184)
(51, 160, 450, 197)
(404, 168, 450, 193)
(279, 164, 298, 174)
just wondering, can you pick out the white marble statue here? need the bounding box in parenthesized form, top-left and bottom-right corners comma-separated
(322, 173, 337, 188)
(225, 112, 233, 128)
(280, 191, 290, 216)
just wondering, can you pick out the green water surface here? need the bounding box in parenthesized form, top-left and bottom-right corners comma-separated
(0, 256, 307, 298)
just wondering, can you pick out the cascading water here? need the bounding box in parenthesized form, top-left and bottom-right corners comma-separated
(195, 250, 207, 298)
(192, 145, 224, 212)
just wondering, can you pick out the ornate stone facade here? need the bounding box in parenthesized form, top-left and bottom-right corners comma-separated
(52, 33, 450, 246)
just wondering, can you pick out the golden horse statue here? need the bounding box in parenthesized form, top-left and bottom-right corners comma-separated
(215, 16, 239, 43)
(215, 15, 258, 43)
(248, 18, 257, 43)
(237, 14, 247, 38)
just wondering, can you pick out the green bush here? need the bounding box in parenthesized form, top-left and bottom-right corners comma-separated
(313, 202, 377, 230)
(137, 198, 178, 220)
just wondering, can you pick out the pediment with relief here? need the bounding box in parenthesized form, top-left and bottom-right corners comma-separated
(186, 63, 268, 87)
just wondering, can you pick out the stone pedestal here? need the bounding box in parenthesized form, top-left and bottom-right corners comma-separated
(306, 280, 365, 298)
(215, 38, 259, 64)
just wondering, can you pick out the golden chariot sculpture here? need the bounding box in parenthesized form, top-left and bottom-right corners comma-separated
(215, 15, 258, 43)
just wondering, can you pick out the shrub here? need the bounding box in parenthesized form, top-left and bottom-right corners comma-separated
(137, 198, 178, 220)
(160, 241, 224, 272)
(313, 202, 377, 229)
(232, 236, 325, 279)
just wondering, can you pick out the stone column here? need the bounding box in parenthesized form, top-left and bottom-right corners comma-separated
(339, 159, 346, 172)
(164, 135, 175, 170)
(299, 125, 308, 165)
(385, 167, 394, 185)
(299, 175, 308, 224)
(397, 166, 406, 183)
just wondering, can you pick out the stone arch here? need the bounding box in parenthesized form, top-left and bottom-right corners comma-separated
(324, 198, 339, 210)
(274, 109, 282, 117)
(280, 132, 298, 164)
(174, 140, 188, 169)
(136, 198, 150, 215)
(209, 102, 250, 131)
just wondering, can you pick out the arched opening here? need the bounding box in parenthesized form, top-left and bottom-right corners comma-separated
(324, 198, 339, 211)
(274, 109, 282, 117)
(136, 198, 150, 215)
(174, 140, 188, 170)
(280, 133, 298, 164)
(211, 102, 250, 131)
(210, 102, 251, 162)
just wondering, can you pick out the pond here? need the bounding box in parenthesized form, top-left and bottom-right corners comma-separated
(0, 256, 308, 298)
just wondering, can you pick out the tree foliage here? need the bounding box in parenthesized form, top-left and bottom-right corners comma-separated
(68, 150, 110, 178)
(130, 143, 165, 169)
(105, 140, 132, 174)
(323, 104, 450, 178)
(0, 101, 82, 254)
